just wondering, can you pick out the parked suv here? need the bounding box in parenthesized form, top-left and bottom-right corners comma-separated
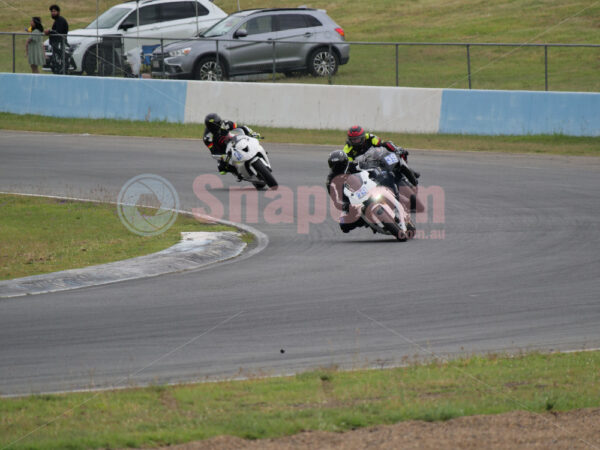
(151, 8, 349, 80)
(44, 0, 226, 75)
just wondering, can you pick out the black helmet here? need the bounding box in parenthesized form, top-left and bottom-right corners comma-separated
(204, 113, 222, 134)
(347, 125, 366, 147)
(328, 150, 349, 175)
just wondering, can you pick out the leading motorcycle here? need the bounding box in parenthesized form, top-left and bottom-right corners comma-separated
(222, 128, 278, 190)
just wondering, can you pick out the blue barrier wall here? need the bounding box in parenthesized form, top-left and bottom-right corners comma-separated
(439, 89, 600, 136)
(0, 74, 187, 123)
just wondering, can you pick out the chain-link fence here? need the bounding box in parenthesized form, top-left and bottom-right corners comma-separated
(1, 31, 598, 92)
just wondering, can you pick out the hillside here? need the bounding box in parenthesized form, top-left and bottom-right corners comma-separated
(1, 0, 598, 90)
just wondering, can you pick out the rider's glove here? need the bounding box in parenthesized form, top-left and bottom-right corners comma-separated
(217, 160, 229, 173)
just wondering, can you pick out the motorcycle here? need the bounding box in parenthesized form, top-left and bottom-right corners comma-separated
(343, 167, 415, 241)
(222, 128, 278, 190)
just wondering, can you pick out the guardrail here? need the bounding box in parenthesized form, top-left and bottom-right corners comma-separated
(1, 31, 599, 91)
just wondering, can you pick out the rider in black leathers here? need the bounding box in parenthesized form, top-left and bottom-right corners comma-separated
(203, 113, 260, 177)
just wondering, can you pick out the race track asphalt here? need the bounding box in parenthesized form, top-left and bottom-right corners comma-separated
(0, 130, 599, 396)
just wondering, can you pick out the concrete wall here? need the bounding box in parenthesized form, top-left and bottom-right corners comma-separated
(184, 81, 443, 133)
(1, 73, 599, 136)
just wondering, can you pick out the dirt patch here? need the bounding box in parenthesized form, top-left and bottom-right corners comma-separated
(149, 408, 600, 449)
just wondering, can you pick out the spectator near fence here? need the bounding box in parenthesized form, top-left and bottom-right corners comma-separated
(26, 17, 45, 73)
(44, 4, 68, 60)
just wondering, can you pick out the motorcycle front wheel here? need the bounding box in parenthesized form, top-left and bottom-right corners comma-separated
(375, 205, 407, 242)
(383, 221, 407, 242)
(252, 159, 278, 189)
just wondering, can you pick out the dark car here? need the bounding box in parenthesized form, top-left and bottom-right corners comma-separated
(151, 8, 349, 80)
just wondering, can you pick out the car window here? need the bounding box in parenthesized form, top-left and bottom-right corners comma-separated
(276, 14, 307, 31)
(203, 15, 246, 37)
(123, 5, 160, 27)
(161, 2, 208, 21)
(239, 16, 273, 36)
(305, 15, 323, 27)
(86, 7, 131, 30)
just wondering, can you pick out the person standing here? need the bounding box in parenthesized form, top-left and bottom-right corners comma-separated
(26, 17, 45, 73)
(44, 4, 69, 66)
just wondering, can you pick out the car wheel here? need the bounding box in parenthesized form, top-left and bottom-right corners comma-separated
(308, 48, 339, 77)
(194, 57, 226, 81)
(82, 48, 98, 75)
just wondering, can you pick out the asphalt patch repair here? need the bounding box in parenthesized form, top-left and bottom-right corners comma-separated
(148, 408, 600, 449)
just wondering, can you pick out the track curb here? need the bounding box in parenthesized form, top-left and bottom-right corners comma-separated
(0, 192, 269, 298)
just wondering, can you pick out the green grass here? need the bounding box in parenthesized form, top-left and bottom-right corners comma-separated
(0, 193, 240, 280)
(1, 1, 598, 90)
(1, 112, 599, 156)
(1, 351, 599, 449)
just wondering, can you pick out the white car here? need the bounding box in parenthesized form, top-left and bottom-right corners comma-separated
(44, 0, 226, 75)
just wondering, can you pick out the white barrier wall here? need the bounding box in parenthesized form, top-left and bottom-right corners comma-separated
(184, 81, 443, 133)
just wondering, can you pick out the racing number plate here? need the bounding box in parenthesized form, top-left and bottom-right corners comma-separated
(356, 186, 369, 199)
(385, 153, 399, 164)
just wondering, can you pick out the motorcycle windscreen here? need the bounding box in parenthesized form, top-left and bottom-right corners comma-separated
(344, 173, 365, 193)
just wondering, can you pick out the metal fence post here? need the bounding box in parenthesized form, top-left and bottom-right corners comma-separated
(328, 42, 333, 85)
(544, 45, 548, 91)
(395, 44, 399, 87)
(62, 35, 66, 75)
(216, 39, 220, 80)
(272, 41, 276, 82)
(12, 33, 15, 73)
(466, 44, 472, 89)
(161, 38, 165, 79)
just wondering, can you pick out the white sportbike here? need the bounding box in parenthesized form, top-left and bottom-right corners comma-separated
(223, 128, 278, 190)
(343, 168, 415, 241)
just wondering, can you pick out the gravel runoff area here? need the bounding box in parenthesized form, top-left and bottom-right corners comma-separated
(148, 408, 600, 449)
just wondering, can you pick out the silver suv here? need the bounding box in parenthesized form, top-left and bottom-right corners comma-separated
(151, 8, 349, 80)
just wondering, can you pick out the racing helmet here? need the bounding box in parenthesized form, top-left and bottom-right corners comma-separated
(328, 150, 349, 175)
(204, 113, 222, 134)
(347, 125, 366, 147)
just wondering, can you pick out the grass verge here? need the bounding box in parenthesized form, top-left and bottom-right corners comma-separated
(0, 193, 241, 280)
(1, 113, 599, 156)
(1, 351, 599, 449)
